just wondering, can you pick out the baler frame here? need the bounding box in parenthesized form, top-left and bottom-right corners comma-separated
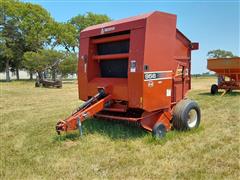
(56, 87, 172, 135)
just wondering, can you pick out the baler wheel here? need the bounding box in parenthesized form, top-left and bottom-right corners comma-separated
(152, 123, 166, 139)
(172, 99, 201, 131)
(211, 84, 218, 95)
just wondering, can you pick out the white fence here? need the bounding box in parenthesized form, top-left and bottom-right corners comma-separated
(0, 70, 36, 80)
(0, 70, 77, 80)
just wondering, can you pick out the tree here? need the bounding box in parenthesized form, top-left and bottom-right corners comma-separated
(18, 2, 54, 51)
(23, 49, 64, 80)
(39, 49, 64, 80)
(0, 43, 14, 81)
(0, 0, 22, 81)
(70, 12, 111, 48)
(59, 53, 78, 77)
(23, 51, 46, 80)
(207, 49, 236, 58)
(0, 0, 54, 80)
(1, 1, 111, 81)
(49, 22, 77, 52)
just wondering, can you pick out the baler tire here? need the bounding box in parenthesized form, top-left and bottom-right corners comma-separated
(172, 99, 201, 131)
(211, 84, 218, 95)
(152, 123, 166, 139)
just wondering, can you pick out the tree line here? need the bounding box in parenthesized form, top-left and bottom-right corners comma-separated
(0, 0, 111, 81)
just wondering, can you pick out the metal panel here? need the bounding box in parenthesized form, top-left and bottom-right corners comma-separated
(143, 12, 176, 111)
(78, 11, 197, 111)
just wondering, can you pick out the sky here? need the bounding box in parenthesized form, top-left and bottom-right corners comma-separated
(23, 0, 239, 74)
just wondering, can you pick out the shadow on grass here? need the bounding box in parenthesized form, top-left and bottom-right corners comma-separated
(54, 132, 80, 142)
(53, 118, 204, 143)
(145, 126, 204, 145)
(198, 91, 240, 96)
(62, 81, 76, 84)
(53, 118, 147, 142)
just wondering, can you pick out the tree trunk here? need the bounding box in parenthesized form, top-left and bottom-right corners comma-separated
(37, 71, 43, 80)
(16, 68, 20, 80)
(43, 71, 47, 79)
(29, 71, 33, 80)
(5, 59, 10, 82)
(52, 69, 56, 81)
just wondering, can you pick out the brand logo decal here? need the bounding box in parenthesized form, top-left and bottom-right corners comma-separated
(101, 26, 115, 34)
(148, 81, 154, 87)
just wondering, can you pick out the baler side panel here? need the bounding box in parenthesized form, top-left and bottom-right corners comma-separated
(78, 37, 90, 101)
(128, 27, 145, 108)
(143, 79, 172, 111)
(87, 78, 128, 101)
(174, 36, 191, 102)
(87, 39, 100, 81)
(143, 12, 177, 111)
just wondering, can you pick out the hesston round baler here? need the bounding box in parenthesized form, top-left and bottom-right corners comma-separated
(207, 57, 240, 95)
(56, 11, 201, 138)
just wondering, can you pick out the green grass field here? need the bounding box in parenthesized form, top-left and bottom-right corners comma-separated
(0, 77, 239, 179)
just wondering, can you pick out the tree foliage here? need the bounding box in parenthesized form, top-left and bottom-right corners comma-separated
(207, 49, 236, 58)
(70, 12, 111, 32)
(18, 2, 53, 51)
(23, 51, 47, 73)
(48, 22, 77, 52)
(0, 0, 23, 80)
(59, 53, 78, 77)
(70, 12, 111, 45)
(23, 50, 78, 79)
(23, 49, 64, 73)
(0, 0, 54, 80)
(0, 0, 111, 81)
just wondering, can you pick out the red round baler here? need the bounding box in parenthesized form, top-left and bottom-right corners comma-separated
(56, 11, 200, 138)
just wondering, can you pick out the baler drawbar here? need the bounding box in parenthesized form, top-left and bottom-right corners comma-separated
(56, 88, 112, 135)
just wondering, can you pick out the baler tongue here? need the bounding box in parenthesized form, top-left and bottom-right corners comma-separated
(55, 88, 112, 135)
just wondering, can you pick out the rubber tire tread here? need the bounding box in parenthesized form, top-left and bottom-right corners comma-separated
(211, 84, 218, 95)
(172, 99, 200, 131)
(152, 123, 166, 139)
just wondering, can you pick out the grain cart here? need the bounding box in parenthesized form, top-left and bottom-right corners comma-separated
(208, 57, 240, 95)
(56, 11, 200, 138)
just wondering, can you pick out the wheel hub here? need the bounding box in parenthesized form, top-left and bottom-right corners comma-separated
(187, 109, 198, 128)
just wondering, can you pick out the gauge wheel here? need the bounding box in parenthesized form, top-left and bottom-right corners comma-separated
(152, 123, 166, 138)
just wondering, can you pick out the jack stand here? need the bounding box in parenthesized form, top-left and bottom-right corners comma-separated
(77, 117, 83, 136)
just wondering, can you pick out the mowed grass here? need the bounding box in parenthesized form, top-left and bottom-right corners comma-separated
(0, 77, 239, 179)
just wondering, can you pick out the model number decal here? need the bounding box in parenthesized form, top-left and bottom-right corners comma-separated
(144, 71, 172, 81)
(145, 73, 157, 80)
